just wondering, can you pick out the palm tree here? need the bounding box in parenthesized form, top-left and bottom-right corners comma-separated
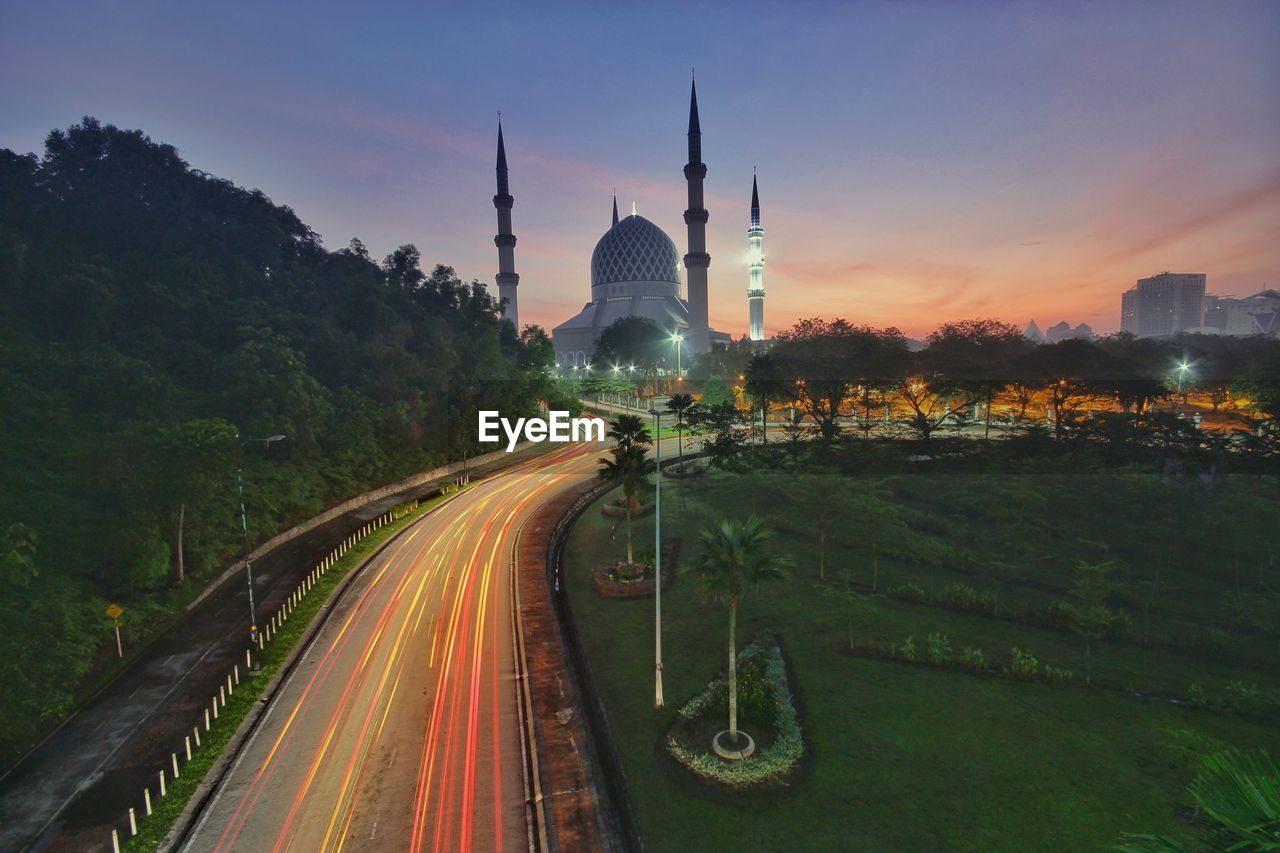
(609, 413, 651, 452)
(687, 517, 791, 748)
(598, 429, 654, 565)
(665, 393, 695, 468)
(1118, 749, 1280, 851)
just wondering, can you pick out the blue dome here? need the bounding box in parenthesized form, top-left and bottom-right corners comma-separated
(591, 214, 680, 287)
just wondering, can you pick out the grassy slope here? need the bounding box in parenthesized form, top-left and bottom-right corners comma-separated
(564, 469, 1280, 852)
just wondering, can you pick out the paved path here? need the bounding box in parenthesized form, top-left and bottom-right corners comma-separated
(181, 443, 600, 853)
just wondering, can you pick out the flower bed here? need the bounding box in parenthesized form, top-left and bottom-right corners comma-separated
(591, 538, 681, 599)
(666, 639, 803, 788)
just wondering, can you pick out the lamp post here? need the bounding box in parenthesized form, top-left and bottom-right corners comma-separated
(669, 331, 684, 396)
(237, 433, 286, 670)
(650, 407, 667, 708)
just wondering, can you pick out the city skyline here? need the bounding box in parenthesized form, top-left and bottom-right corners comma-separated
(3, 1, 1277, 338)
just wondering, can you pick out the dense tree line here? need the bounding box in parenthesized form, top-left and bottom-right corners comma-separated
(0, 118, 562, 751)
(742, 318, 1280, 448)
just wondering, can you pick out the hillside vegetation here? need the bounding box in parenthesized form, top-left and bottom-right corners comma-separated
(0, 118, 560, 753)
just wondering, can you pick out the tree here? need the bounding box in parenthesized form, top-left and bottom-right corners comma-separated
(686, 517, 790, 747)
(690, 402, 747, 470)
(665, 392, 695, 469)
(597, 415, 654, 565)
(595, 316, 670, 392)
(1017, 339, 1121, 439)
(153, 418, 238, 582)
(1068, 558, 1115, 684)
(1119, 749, 1280, 851)
(923, 319, 1033, 438)
(762, 319, 909, 444)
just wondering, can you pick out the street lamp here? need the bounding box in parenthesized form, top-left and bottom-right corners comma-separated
(649, 407, 668, 708)
(1176, 360, 1191, 393)
(670, 331, 684, 394)
(237, 433, 286, 670)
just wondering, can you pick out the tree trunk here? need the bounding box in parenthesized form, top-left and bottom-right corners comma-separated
(984, 392, 993, 440)
(872, 550, 880, 592)
(625, 507, 633, 564)
(818, 526, 826, 582)
(175, 503, 186, 583)
(728, 601, 738, 738)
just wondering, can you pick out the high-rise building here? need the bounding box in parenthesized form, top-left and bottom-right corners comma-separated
(746, 171, 765, 341)
(1118, 272, 1205, 337)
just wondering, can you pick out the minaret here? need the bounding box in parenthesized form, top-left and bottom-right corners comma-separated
(493, 118, 519, 329)
(612, 192, 619, 227)
(747, 171, 765, 341)
(683, 77, 711, 354)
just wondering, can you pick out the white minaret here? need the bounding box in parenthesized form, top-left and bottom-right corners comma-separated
(493, 119, 519, 329)
(683, 78, 711, 354)
(747, 171, 765, 341)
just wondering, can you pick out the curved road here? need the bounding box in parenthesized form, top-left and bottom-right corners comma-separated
(183, 441, 599, 853)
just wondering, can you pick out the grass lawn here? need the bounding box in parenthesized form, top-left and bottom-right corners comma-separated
(563, 459, 1280, 851)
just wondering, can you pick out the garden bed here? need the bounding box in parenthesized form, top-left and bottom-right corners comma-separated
(592, 537, 680, 598)
(666, 639, 803, 789)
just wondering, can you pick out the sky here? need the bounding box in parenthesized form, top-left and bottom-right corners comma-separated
(2, 0, 1278, 339)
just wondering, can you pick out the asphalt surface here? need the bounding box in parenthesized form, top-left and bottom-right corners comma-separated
(0, 446, 551, 852)
(181, 442, 599, 853)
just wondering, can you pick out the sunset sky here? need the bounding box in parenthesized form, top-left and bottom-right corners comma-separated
(2, 1, 1277, 339)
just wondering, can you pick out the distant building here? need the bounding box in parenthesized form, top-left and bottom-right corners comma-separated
(1119, 272, 1206, 337)
(1200, 289, 1280, 337)
(1025, 319, 1091, 344)
(1045, 321, 1093, 343)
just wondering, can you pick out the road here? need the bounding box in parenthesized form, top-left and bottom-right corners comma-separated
(182, 441, 599, 853)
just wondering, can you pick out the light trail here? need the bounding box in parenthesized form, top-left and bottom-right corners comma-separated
(183, 440, 599, 853)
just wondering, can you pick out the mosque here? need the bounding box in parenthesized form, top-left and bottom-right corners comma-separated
(489, 80, 767, 368)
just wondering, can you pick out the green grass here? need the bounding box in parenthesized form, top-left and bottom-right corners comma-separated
(564, 466, 1280, 852)
(124, 491, 455, 850)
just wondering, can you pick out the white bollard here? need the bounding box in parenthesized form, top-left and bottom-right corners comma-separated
(212, 696, 219, 720)
(204, 708, 211, 731)
(112, 828, 121, 853)
(227, 673, 233, 696)
(194, 725, 201, 747)
(159, 769, 166, 797)
(185, 736, 192, 761)
(219, 685, 225, 708)
(245, 649, 251, 670)
(128, 808, 137, 836)
(234, 664, 239, 686)
(144, 788, 152, 816)
(172, 752, 180, 779)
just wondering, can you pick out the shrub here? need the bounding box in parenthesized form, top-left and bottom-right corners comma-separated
(925, 633, 953, 665)
(1043, 665, 1074, 684)
(958, 647, 987, 670)
(1033, 600, 1075, 631)
(890, 582, 928, 603)
(1224, 681, 1260, 713)
(667, 641, 803, 787)
(1006, 647, 1040, 680)
(900, 636, 918, 662)
(942, 583, 994, 614)
(1188, 682, 1209, 708)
